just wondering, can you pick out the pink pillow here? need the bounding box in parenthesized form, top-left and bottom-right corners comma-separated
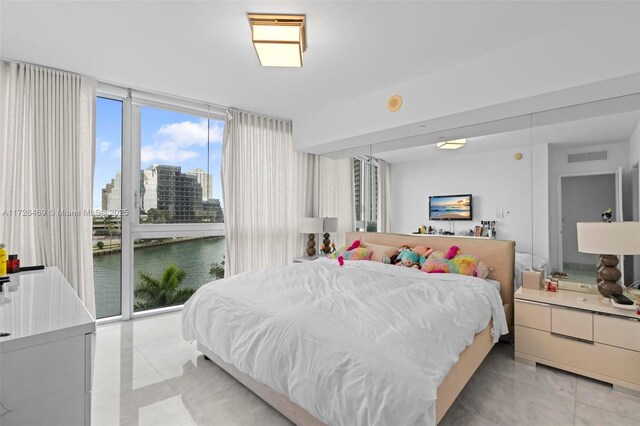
(474, 261, 493, 279)
(363, 242, 398, 263)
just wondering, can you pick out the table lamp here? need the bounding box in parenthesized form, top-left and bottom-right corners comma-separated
(321, 217, 338, 255)
(577, 221, 640, 297)
(299, 217, 323, 258)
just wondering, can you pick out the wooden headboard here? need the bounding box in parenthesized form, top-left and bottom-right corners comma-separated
(345, 232, 515, 330)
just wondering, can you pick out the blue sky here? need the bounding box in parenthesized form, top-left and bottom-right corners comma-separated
(94, 97, 224, 210)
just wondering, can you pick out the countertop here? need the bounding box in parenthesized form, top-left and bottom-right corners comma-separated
(0, 267, 96, 353)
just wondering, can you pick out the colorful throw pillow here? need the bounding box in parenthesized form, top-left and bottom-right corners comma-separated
(329, 240, 362, 259)
(422, 250, 479, 276)
(363, 242, 398, 263)
(339, 247, 373, 261)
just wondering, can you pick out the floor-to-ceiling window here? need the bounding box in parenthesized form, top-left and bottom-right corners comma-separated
(93, 97, 123, 319)
(94, 90, 226, 320)
(132, 105, 225, 313)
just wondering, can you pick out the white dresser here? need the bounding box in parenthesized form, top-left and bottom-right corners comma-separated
(515, 286, 640, 394)
(0, 267, 96, 426)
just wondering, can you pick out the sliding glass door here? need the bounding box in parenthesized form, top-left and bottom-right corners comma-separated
(94, 89, 226, 320)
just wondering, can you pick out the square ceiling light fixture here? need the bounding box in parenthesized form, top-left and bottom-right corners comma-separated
(437, 138, 467, 150)
(248, 14, 306, 67)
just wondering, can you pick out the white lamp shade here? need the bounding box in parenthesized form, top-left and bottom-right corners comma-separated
(299, 217, 323, 234)
(577, 222, 640, 255)
(323, 217, 338, 233)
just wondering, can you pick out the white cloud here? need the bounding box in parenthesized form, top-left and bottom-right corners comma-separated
(99, 140, 111, 154)
(141, 118, 224, 164)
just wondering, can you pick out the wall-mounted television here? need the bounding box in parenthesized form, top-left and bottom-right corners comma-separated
(429, 194, 472, 221)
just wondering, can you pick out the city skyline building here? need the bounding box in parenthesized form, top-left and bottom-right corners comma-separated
(186, 168, 214, 201)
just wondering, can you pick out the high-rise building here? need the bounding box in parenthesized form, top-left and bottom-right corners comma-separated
(142, 165, 203, 223)
(186, 168, 213, 201)
(102, 172, 122, 210)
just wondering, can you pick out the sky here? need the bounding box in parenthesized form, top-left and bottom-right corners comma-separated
(94, 97, 225, 211)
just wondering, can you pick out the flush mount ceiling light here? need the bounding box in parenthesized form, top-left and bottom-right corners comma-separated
(248, 14, 306, 67)
(436, 138, 467, 150)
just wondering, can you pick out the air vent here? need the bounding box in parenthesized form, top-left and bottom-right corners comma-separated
(567, 150, 607, 163)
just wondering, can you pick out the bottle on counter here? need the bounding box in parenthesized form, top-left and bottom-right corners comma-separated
(7, 255, 19, 274)
(0, 244, 7, 276)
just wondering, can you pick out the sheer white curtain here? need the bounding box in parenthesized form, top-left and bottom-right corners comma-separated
(222, 109, 310, 276)
(0, 61, 97, 316)
(377, 159, 391, 232)
(312, 156, 355, 247)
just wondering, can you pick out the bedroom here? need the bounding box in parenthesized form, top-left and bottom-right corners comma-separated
(1, 1, 639, 426)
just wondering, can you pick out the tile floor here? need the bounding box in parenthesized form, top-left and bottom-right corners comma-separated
(92, 312, 640, 426)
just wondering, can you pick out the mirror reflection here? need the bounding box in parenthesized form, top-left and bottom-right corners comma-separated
(532, 94, 640, 293)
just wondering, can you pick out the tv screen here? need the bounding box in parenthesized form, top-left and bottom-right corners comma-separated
(429, 194, 472, 221)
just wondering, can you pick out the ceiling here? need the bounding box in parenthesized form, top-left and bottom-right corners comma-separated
(0, 1, 631, 119)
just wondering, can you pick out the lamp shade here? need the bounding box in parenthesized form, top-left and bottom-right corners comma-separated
(299, 217, 323, 234)
(323, 217, 338, 233)
(577, 222, 640, 255)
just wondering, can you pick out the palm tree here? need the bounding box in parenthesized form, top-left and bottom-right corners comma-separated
(209, 255, 225, 280)
(134, 264, 196, 310)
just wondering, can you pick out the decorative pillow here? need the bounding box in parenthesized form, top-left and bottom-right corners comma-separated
(422, 250, 479, 276)
(339, 247, 373, 261)
(329, 245, 348, 259)
(363, 242, 398, 263)
(474, 261, 493, 279)
(329, 240, 362, 259)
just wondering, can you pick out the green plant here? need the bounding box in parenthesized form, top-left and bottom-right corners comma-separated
(96, 241, 105, 250)
(134, 264, 196, 310)
(209, 255, 225, 280)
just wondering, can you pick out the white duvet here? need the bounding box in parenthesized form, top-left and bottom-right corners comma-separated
(182, 258, 508, 426)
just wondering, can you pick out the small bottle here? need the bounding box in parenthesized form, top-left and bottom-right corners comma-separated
(0, 244, 7, 276)
(7, 255, 19, 274)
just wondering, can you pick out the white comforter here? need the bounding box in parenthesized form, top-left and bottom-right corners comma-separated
(182, 259, 508, 426)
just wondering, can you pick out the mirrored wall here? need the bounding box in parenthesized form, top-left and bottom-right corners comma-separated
(325, 92, 640, 294)
(531, 94, 640, 290)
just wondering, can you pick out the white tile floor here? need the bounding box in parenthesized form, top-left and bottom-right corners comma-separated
(93, 312, 640, 426)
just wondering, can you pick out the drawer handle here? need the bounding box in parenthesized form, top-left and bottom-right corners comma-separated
(516, 299, 549, 307)
(551, 332, 594, 344)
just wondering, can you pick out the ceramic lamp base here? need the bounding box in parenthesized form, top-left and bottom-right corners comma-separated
(306, 233, 317, 257)
(596, 254, 623, 297)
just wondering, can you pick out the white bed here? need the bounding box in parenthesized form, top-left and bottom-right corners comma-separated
(182, 257, 508, 425)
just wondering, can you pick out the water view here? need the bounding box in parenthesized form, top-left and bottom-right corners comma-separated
(93, 237, 225, 318)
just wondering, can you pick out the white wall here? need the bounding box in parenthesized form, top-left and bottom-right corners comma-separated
(390, 145, 534, 254)
(547, 141, 631, 272)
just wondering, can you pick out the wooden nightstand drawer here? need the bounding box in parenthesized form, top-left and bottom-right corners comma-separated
(551, 306, 593, 341)
(594, 314, 640, 351)
(515, 300, 550, 331)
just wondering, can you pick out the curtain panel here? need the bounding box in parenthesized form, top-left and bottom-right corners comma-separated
(377, 159, 391, 233)
(0, 61, 97, 316)
(222, 109, 310, 276)
(311, 156, 355, 247)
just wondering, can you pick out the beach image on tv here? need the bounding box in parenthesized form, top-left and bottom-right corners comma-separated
(430, 195, 471, 219)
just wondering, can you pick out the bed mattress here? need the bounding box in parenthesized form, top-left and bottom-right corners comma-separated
(182, 259, 508, 426)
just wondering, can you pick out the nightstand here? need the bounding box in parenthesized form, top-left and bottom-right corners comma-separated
(293, 256, 317, 263)
(514, 286, 640, 395)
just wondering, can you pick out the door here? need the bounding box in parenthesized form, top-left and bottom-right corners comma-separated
(560, 173, 616, 282)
